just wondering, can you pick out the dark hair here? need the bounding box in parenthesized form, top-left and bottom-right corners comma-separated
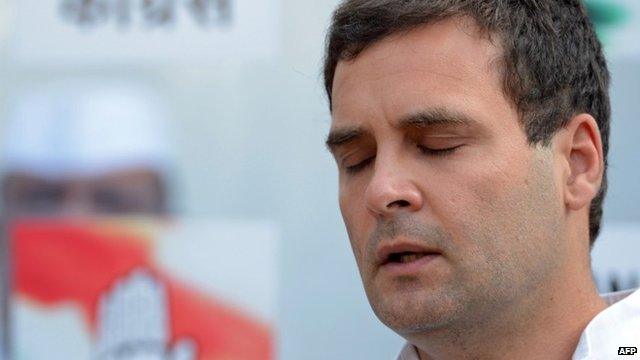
(323, 0, 610, 247)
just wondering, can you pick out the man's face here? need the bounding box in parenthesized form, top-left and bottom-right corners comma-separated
(2, 168, 166, 217)
(328, 18, 567, 334)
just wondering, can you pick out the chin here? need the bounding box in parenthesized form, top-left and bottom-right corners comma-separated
(367, 285, 458, 334)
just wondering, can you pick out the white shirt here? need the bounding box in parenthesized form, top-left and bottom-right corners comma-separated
(396, 289, 640, 360)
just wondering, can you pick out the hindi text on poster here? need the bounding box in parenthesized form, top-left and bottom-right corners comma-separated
(59, 0, 232, 29)
(11, 0, 278, 65)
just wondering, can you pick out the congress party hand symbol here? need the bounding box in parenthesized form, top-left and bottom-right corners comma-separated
(94, 268, 197, 360)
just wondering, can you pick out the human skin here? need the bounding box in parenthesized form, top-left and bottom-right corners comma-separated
(327, 17, 607, 360)
(2, 168, 166, 216)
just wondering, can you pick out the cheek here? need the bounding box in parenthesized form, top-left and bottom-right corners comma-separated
(458, 152, 559, 258)
(465, 146, 535, 212)
(339, 182, 372, 263)
(429, 152, 534, 251)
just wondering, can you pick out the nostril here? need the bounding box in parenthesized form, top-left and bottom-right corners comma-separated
(387, 199, 411, 208)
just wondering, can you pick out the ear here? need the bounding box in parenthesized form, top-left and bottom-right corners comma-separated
(555, 114, 604, 211)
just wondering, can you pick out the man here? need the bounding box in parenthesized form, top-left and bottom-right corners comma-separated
(0, 80, 171, 359)
(1, 80, 170, 217)
(323, 1, 639, 359)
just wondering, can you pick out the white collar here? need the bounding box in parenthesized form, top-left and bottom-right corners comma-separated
(573, 288, 640, 359)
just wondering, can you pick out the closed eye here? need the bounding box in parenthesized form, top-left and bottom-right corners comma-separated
(344, 144, 462, 174)
(345, 156, 375, 174)
(417, 144, 464, 156)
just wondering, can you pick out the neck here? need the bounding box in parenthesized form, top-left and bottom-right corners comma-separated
(409, 260, 607, 360)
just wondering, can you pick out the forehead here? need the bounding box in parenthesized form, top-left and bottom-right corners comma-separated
(330, 17, 510, 130)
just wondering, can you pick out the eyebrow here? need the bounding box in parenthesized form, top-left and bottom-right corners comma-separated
(325, 127, 366, 153)
(398, 108, 479, 129)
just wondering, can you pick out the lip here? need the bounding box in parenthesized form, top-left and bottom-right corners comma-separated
(375, 241, 442, 275)
(380, 253, 441, 275)
(376, 242, 441, 265)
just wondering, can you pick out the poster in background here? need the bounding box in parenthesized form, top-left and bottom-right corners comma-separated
(10, 218, 278, 359)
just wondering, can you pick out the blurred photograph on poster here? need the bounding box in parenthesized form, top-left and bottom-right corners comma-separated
(9, 217, 278, 360)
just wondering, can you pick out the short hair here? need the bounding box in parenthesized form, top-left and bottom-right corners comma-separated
(323, 0, 610, 247)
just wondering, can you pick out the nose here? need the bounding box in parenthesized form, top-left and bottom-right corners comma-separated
(57, 184, 97, 218)
(58, 197, 96, 218)
(364, 155, 423, 217)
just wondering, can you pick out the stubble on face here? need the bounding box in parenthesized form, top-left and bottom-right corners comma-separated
(354, 147, 564, 337)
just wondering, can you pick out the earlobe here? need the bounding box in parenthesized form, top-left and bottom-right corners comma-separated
(561, 114, 604, 211)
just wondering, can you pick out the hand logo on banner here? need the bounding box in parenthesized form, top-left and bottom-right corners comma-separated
(13, 220, 273, 360)
(94, 269, 197, 360)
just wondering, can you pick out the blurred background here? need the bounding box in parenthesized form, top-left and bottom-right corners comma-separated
(0, 0, 637, 359)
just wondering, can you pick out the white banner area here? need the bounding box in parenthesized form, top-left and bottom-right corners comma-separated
(591, 222, 640, 293)
(9, 0, 280, 66)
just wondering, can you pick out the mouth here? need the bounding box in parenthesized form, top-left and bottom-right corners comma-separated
(386, 251, 435, 264)
(376, 243, 442, 274)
